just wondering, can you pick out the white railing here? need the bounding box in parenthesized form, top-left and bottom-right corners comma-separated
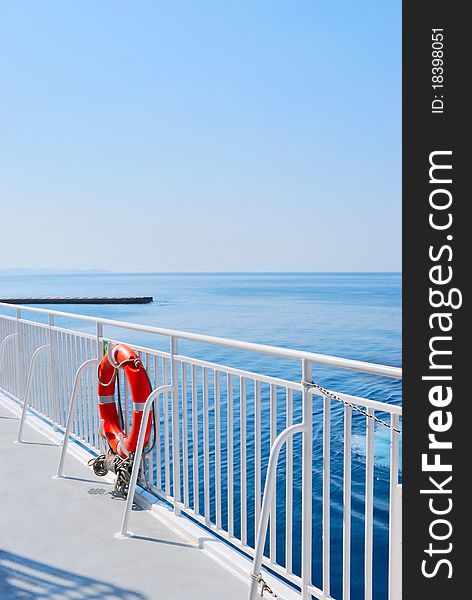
(0, 302, 402, 600)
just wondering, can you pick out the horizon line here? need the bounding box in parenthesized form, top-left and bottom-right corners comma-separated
(1, 268, 402, 275)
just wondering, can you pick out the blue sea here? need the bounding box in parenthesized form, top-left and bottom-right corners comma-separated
(0, 272, 401, 599)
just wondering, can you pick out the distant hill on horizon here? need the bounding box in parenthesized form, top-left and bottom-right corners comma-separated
(0, 268, 111, 275)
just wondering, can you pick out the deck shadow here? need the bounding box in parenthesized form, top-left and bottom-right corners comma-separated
(127, 534, 195, 549)
(17, 440, 58, 447)
(0, 549, 148, 599)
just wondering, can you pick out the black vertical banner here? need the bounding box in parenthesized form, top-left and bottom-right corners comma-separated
(403, 1, 467, 598)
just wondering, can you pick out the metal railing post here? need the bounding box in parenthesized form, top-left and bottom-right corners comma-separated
(388, 415, 401, 600)
(96, 322, 103, 358)
(247, 423, 305, 600)
(115, 383, 173, 539)
(48, 314, 59, 430)
(301, 359, 313, 599)
(15, 308, 22, 399)
(53, 358, 100, 478)
(170, 335, 181, 513)
(15, 344, 51, 443)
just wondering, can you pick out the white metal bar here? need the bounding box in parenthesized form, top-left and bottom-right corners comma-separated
(343, 405, 352, 600)
(182, 361, 189, 507)
(247, 422, 305, 600)
(388, 414, 400, 600)
(29, 324, 38, 412)
(227, 373, 234, 537)
(170, 336, 181, 507)
(48, 316, 59, 430)
(80, 336, 89, 445)
(285, 388, 293, 574)
(254, 380, 262, 531)
(394, 484, 402, 600)
(154, 355, 161, 488)
(203, 367, 210, 523)
(240, 376, 247, 546)
(90, 337, 101, 451)
(301, 360, 313, 599)
(15, 309, 21, 399)
(16, 344, 50, 442)
(323, 395, 331, 597)
(116, 384, 173, 538)
(86, 340, 94, 446)
(270, 383, 277, 563)
(214, 370, 222, 530)
(192, 363, 199, 514)
(364, 409, 375, 600)
(163, 358, 170, 495)
(33, 325, 41, 414)
(54, 357, 100, 478)
(146, 361, 155, 486)
(74, 335, 83, 441)
(59, 331, 67, 427)
(69, 335, 77, 437)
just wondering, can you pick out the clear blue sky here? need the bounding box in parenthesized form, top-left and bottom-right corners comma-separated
(0, 1, 400, 272)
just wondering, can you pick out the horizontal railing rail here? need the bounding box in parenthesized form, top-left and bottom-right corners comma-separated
(0, 302, 402, 378)
(0, 303, 402, 600)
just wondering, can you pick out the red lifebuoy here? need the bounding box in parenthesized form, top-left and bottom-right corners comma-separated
(97, 343, 152, 458)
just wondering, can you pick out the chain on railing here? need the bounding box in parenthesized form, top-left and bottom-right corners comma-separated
(304, 380, 402, 434)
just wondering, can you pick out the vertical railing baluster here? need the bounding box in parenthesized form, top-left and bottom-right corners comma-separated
(60, 331, 67, 427)
(56, 331, 63, 427)
(203, 367, 210, 523)
(270, 383, 277, 563)
(125, 355, 130, 432)
(227, 373, 234, 537)
(323, 395, 331, 596)
(31, 323, 38, 412)
(301, 359, 313, 599)
(163, 357, 170, 495)
(182, 361, 189, 507)
(343, 405, 352, 600)
(82, 336, 90, 445)
(365, 409, 375, 600)
(240, 376, 247, 546)
(254, 380, 262, 531)
(71, 335, 78, 437)
(170, 336, 181, 511)
(91, 337, 101, 450)
(153, 355, 160, 489)
(65, 333, 73, 434)
(75, 335, 83, 441)
(15, 308, 21, 399)
(388, 414, 400, 600)
(48, 316, 57, 430)
(192, 363, 199, 514)
(285, 387, 293, 574)
(35, 325, 41, 414)
(214, 370, 221, 529)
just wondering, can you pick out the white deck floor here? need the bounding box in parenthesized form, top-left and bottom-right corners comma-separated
(0, 393, 248, 599)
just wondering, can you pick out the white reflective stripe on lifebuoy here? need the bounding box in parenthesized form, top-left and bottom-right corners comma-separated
(107, 342, 121, 369)
(132, 402, 146, 411)
(98, 394, 116, 405)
